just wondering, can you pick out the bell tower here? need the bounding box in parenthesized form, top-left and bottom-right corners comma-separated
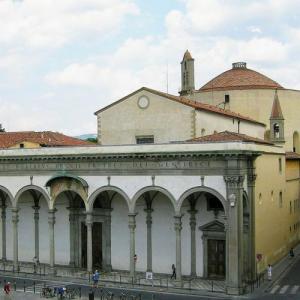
(179, 50, 195, 96)
(270, 90, 285, 144)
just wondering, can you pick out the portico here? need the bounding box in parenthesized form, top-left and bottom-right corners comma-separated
(0, 141, 273, 295)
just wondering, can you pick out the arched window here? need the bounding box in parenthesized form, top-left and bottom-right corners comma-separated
(293, 131, 300, 153)
(274, 123, 280, 138)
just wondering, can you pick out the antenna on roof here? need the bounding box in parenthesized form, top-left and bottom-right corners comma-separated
(166, 60, 169, 94)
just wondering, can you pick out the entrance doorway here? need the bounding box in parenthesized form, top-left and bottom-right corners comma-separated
(81, 222, 103, 269)
(207, 239, 225, 278)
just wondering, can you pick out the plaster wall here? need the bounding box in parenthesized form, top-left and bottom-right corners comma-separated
(192, 89, 300, 152)
(195, 111, 265, 139)
(98, 90, 193, 145)
(254, 153, 297, 272)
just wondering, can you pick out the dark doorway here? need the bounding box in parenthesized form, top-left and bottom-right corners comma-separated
(81, 222, 103, 269)
(207, 239, 225, 278)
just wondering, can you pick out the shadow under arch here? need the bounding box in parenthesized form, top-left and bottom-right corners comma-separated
(87, 185, 130, 213)
(131, 186, 177, 214)
(0, 185, 14, 207)
(177, 186, 227, 215)
(15, 185, 51, 209)
(52, 189, 89, 211)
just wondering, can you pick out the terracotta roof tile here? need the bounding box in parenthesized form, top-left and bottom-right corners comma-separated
(199, 64, 283, 91)
(182, 50, 193, 61)
(286, 152, 300, 160)
(270, 90, 284, 119)
(186, 131, 273, 145)
(0, 131, 94, 148)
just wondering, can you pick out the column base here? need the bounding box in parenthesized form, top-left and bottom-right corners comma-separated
(226, 286, 245, 295)
(190, 272, 197, 278)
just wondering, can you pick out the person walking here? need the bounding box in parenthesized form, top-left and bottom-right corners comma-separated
(289, 247, 295, 258)
(4, 282, 10, 294)
(267, 264, 272, 281)
(92, 269, 100, 288)
(171, 264, 176, 280)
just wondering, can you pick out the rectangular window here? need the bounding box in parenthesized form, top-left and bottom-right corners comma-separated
(279, 191, 283, 208)
(20, 143, 24, 148)
(136, 135, 154, 144)
(279, 158, 282, 173)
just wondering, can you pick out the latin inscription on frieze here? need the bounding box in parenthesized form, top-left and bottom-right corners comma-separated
(0, 160, 210, 172)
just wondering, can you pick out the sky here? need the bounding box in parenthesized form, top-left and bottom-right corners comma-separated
(0, 0, 300, 135)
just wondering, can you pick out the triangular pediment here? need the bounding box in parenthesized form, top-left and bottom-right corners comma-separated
(199, 220, 225, 232)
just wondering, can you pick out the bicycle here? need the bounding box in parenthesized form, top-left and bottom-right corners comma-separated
(40, 286, 55, 298)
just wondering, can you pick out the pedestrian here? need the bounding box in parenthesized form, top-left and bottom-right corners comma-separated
(267, 264, 272, 281)
(33, 256, 39, 273)
(171, 264, 176, 280)
(92, 269, 100, 288)
(4, 281, 11, 294)
(289, 247, 295, 258)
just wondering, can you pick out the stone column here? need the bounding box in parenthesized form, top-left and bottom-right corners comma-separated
(68, 206, 76, 267)
(48, 209, 56, 273)
(145, 208, 153, 272)
(128, 213, 136, 277)
(33, 202, 40, 262)
(12, 208, 19, 271)
(86, 213, 93, 273)
(174, 214, 182, 281)
(104, 210, 112, 271)
(1, 200, 7, 261)
(247, 170, 257, 281)
(224, 174, 245, 295)
(189, 209, 197, 277)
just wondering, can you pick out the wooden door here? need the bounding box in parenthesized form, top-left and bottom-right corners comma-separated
(207, 239, 225, 278)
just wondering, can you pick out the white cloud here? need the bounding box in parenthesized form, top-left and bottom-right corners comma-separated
(0, 0, 139, 48)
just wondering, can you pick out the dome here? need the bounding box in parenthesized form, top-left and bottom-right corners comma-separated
(199, 62, 283, 92)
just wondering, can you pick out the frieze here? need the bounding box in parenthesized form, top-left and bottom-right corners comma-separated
(0, 160, 212, 173)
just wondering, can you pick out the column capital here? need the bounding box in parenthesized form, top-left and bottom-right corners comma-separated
(128, 213, 136, 230)
(247, 174, 257, 186)
(224, 175, 245, 187)
(85, 212, 93, 226)
(48, 209, 56, 224)
(174, 214, 183, 231)
(11, 208, 19, 223)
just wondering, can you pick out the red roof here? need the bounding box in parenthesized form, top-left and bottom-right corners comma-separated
(186, 131, 272, 145)
(286, 152, 300, 160)
(0, 131, 94, 148)
(95, 87, 265, 126)
(199, 63, 283, 92)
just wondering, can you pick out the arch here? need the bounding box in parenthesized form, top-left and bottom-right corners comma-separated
(15, 185, 51, 209)
(177, 186, 227, 215)
(53, 189, 88, 211)
(87, 186, 130, 213)
(0, 185, 14, 206)
(45, 174, 88, 188)
(293, 131, 300, 152)
(131, 186, 177, 214)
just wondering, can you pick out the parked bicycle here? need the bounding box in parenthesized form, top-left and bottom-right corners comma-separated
(40, 286, 55, 298)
